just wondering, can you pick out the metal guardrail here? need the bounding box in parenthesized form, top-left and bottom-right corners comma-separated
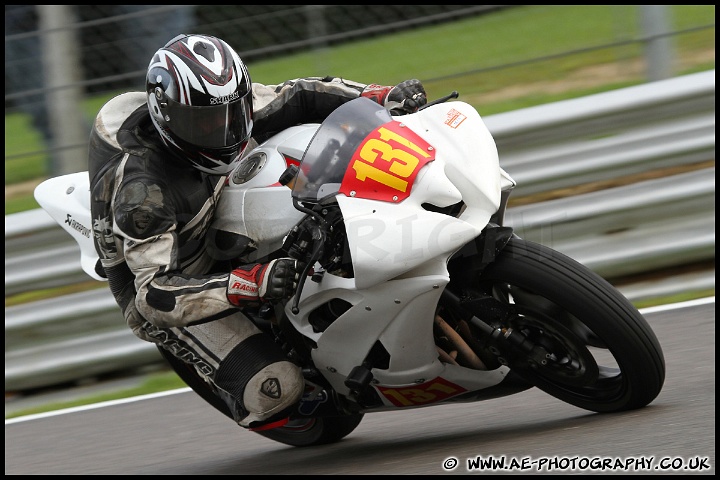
(506, 167, 715, 277)
(5, 70, 715, 392)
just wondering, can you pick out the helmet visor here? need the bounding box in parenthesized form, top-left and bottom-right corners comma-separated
(163, 95, 253, 150)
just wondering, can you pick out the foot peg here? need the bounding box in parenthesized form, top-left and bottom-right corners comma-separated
(345, 364, 373, 395)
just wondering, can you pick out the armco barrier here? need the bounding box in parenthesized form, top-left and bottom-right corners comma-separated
(4, 70, 715, 392)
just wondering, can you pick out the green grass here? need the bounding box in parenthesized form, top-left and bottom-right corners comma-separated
(243, 5, 713, 87)
(5, 194, 42, 214)
(4, 115, 48, 185)
(5, 369, 187, 420)
(5, 280, 109, 308)
(631, 289, 715, 310)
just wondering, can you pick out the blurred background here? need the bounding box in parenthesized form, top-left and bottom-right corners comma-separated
(5, 5, 715, 211)
(4, 5, 715, 406)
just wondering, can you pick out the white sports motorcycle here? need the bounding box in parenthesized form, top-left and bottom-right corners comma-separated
(34, 94, 665, 447)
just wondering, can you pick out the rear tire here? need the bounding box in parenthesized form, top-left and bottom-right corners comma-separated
(254, 414, 365, 447)
(459, 238, 665, 412)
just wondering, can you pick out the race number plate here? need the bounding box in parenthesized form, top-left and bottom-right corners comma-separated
(339, 121, 435, 202)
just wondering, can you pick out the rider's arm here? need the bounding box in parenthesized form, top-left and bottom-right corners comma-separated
(251, 76, 426, 136)
(251, 76, 367, 135)
(112, 177, 236, 329)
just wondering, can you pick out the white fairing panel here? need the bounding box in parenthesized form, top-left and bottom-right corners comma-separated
(338, 101, 502, 289)
(403, 101, 502, 227)
(33, 171, 105, 281)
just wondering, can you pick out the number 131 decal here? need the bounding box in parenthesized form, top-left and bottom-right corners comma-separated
(376, 377, 468, 407)
(339, 121, 436, 202)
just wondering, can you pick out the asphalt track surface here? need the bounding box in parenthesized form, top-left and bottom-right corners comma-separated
(5, 298, 715, 475)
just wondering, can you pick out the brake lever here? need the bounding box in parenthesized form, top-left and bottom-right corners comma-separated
(418, 91, 459, 111)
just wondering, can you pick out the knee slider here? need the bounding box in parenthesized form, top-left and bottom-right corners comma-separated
(242, 359, 304, 423)
(214, 333, 303, 426)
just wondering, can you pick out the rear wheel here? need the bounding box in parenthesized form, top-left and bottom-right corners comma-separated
(451, 238, 665, 412)
(254, 414, 364, 447)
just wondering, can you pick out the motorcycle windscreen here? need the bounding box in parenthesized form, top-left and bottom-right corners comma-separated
(292, 97, 434, 203)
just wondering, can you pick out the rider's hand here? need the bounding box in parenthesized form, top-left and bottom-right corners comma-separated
(227, 258, 305, 306)
(361, 79, 427, 115)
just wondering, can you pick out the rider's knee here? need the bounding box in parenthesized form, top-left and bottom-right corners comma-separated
(239, 359, 304, 429)
(214, 333, 304, 429)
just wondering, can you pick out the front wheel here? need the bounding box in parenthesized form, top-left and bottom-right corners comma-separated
(453, 238, 665, 413)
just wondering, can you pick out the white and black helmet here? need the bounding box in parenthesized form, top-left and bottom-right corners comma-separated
(146, 34, 253, 175)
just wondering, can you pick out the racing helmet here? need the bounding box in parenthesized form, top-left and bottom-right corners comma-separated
(146, 34, 253, 175)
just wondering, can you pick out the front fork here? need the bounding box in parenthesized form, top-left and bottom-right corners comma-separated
(441, 289, 552, 370)
(444, 225, 551, 370)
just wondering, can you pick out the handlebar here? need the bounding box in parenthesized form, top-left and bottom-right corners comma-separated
(290, 222, 324, 315)
(287, 199, 328, 314)
(419, 91, 459, 111)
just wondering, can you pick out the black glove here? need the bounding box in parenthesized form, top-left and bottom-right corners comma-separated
(227, 258, 305, 306)
(361, 79, 427, 115)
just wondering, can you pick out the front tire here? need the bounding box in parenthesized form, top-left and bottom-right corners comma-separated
(455, 238, 665, 413)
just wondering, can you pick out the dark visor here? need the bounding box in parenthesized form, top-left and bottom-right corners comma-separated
(163, 95, 253, 149)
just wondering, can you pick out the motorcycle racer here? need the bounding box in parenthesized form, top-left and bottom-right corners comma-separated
(87, 33, 427, 430)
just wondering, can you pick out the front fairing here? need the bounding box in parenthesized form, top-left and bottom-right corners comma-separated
(292, 97, 504, 289)
(292, 98, 397, 203)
